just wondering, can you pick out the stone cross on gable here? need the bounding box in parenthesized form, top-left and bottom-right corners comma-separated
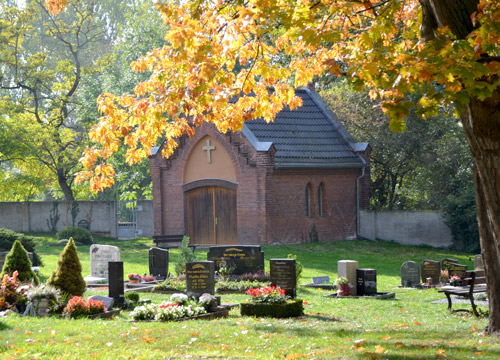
(202, 138, 216, 163)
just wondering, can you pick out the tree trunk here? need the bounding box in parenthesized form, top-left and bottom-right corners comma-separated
(57, 168, 74, 202)
(461, 94, 500, 335)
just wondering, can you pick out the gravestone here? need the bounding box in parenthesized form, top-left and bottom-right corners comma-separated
(207, 246, 264, 275)
(441, 258, 458, 270)
(270, 258, 296, 298)
(88, 295, 114, 310)
(338, 260, 358, 296)
(400, 261, 420, 287)
(0, 251, 34, 270)
(420, 260, 440, 285)
(474, 255, 484, 270)
(186, 261, 215, 298)
(108, 261, 124, 308)
(149, 247, 169, 280)
(90, 244, 120, 278)
(78, 219, 90, 230)
(356, 268, 377, 295)
(312, 276, 330, 285)
(448, 263, 468, 278)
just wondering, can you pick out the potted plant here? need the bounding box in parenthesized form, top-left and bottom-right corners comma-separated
(128, 274, 142, 283)
(26, 284, 61, 316)
(335, 276, 351, 296)
(440, 269, 449, 284)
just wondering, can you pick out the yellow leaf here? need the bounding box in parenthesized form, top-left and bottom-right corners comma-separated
(414, 321, 422, 326)
(436, 349, 446, 357)
(375, 345, 384, 353)
(382, 336, 391, 340)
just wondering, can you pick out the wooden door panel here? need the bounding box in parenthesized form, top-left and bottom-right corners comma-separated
(214, 187, 237, 245)
(187, 187, 215, 245)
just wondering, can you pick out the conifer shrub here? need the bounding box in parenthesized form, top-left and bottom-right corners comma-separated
(175, 236, 196, 276)
(1, 240, 40, 285)
(0, 228, 42, 266)
(56, 226, 93, 245)
(47, 238, 86, 297)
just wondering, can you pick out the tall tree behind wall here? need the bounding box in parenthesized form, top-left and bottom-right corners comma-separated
(322, 82, 479, 252)
(0, 0, 118, 201)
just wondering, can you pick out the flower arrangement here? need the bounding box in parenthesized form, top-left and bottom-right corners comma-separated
(245, 286, 288, 304)
(128, 294, 207, 322)
(0, 271, 21, 310)
(440, 269, 449, 282)
(64, 296, 106, 318)
(217, 257, 237, 281)
(449, 275, 462, 286)
(26, 284, 61, 302)
(199, 293, 217, 309)
(170, 293, 188, 305)
(128, 273, 142, 281)
(142, 275, 156, 282)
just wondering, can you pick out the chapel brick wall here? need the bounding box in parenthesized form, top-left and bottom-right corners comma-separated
(264, 169, 359, 244)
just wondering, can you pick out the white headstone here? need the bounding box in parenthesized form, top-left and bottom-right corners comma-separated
(90, 244, 120, 278)
(338, 260, 359, 296)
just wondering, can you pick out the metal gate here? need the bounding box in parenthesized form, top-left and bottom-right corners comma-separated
(117, 201, 136, 239)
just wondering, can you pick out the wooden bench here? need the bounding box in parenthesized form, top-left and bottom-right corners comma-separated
(438, 270, 487, 316)
(152, 235, 196, 251)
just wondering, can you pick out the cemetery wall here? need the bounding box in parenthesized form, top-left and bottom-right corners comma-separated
(359, 210, 453, 247)
(0, 201, 155, 238)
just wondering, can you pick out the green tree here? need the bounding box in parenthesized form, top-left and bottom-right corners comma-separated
(47, 238, 86, 297)
(1, 240, 40, 285)
(0, 0, 116, 200)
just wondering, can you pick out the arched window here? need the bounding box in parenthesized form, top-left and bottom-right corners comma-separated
(318, 183, 324, 216)
(306, 183, 312, 217)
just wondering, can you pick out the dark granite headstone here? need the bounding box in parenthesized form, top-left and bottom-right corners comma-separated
(186, 261, 215, 298)
(420, 260, 440, 284)
(149, 247, 169, 279)
(88, 295, 114, 310)
(270, 258, 296, 298)
(0, 251, 34, 270)
(108, 261, 124, 308)
(312, 276, 330, 285)
(441, 258, 458, 270)
(207, 246, 264, 275)
(356, 268, 377, 295)
(78, 219, 90, 230)
(448, 263, 468, 278)
(400, 261, 420, 287)
(474, 255, 484, 270)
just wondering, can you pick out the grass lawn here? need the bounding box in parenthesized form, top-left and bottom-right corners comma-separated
(1, 235, 499, 359)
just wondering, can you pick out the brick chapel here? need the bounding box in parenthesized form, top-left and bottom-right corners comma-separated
(150, 88, 370, 246)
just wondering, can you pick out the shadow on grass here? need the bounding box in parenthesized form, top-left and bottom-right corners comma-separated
(0, 321, 12, 331)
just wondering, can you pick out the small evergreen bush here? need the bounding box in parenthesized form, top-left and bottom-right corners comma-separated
(1, 240, 40, 285)
(174, 236, 196, 275)
(0, 228, 42, 266)
(56, 226, 93, 245)
(47, 238, 86, 297)
(125, 291, 140, 303)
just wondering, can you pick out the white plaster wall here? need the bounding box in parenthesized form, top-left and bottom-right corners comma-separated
(360, 210, 453, 248)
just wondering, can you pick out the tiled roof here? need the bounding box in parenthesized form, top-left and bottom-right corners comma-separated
(243, 88, 365, 169)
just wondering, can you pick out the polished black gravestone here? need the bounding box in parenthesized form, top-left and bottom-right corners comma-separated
(448, 263, 468, 278)
(420, 260, 440, 285)
(207, 246, 264, 275)
(270, 258, 296, 298)
(186, 261, 215, 298)
(149, 247, 169, 279)
(400, 261, 420, 287)
(441, 258, 458, 270)
(356, 268, 377, 295)
(108, 261, 124, 308)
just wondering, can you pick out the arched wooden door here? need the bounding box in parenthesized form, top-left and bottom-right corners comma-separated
(186, 186, 237, 245)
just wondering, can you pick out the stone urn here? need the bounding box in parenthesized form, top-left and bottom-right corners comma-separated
(34, 298, 51, 316)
